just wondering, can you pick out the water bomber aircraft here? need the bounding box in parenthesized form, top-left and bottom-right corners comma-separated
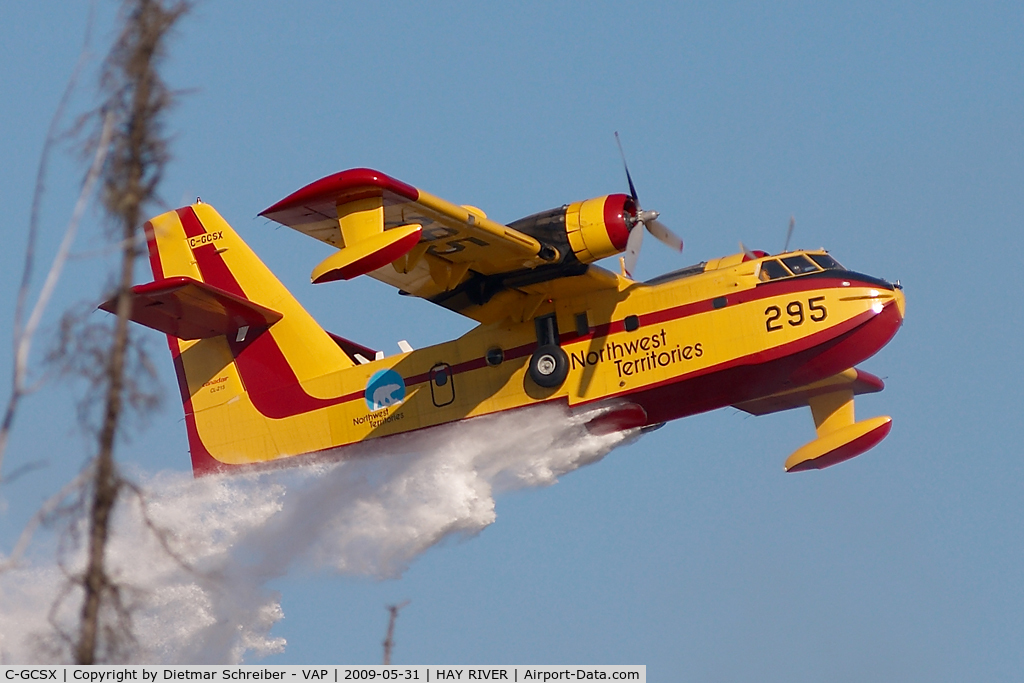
(103, 167, 905, 475)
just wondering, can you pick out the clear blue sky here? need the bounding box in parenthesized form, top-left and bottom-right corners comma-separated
(1, 0, 1022, 678)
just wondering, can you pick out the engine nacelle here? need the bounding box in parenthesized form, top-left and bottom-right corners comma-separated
(564, 194, 636, 264)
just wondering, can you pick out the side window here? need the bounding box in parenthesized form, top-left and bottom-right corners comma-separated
(809, 253, 843, 270)
(782, 255, 820, 275)
(759, 260, 791, 281)
(429, 363, 455, 407)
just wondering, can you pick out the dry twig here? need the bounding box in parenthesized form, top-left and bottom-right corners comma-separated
(383, 600, 411, 665)
(0, 6, 106, 479)
(71, 0, 189, 664)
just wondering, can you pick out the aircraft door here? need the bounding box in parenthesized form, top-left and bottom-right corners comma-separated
(429, 362, 455, 407)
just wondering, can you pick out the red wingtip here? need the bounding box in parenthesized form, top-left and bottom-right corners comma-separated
(260, 168, 419, 220)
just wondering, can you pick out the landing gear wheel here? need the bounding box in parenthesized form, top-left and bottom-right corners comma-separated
(529, 344, 569, 388)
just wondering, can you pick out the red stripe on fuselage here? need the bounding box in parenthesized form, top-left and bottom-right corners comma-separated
(560, 274, 886, 346)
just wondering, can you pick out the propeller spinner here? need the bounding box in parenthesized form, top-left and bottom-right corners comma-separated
(614, 132, 684, 278)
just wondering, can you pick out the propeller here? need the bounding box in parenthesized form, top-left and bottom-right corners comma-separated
(783, 215, 795, 252)
(739, 214, 794, 262)
(614, 132, 684, 278)
(740, 240, 757, 260)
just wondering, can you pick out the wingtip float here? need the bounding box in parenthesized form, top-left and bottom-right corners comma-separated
(103, 168, 905, 476)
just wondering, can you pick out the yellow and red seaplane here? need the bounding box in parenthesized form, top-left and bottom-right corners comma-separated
(105, 167, 905, 475)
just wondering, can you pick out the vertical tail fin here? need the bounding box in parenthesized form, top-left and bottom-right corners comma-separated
(143, 203, 356, 473)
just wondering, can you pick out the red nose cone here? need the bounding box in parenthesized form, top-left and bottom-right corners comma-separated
(602, 194, 636, 252)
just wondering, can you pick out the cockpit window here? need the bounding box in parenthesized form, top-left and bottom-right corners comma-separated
(809, 253, 843, 270)
(782, 255, 821, 274)
(759, 260, 791, 281)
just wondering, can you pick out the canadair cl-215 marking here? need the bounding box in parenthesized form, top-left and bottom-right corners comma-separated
(103, 168, 905, 475)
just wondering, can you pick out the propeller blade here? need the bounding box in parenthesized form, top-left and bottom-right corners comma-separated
(612, 133, 685, 274)
(614, 131, 639, 201)
(740, 240, 757, 260)
(623, 223, 644, 278)
(783, 215, 795, 252)
(646, 218, 683, 252)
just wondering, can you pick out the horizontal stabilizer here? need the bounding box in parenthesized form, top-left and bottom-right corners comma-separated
(99, 276, 283, 340)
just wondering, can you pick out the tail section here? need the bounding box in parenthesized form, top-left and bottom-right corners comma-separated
(139, 203, 358, 474)
(145, 203, 355, 378)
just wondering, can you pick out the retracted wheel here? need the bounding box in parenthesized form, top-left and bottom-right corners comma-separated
(529, 344, 569, 388)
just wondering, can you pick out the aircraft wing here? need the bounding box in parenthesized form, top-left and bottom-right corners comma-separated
(732, 367, 884, 416)
(261, 168, 620, 323)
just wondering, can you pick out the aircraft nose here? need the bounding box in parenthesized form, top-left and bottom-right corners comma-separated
(894, 285, 906, 320)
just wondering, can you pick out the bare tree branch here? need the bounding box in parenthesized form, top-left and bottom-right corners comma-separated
(121, 480, 192, 572)
(0, 468, 93, 573)
(0, 4, 106, 480)
(0, 112, 114, 480)
(15, 1, 97, 352)
(0, 0, 189, 664)
(74, 0, 189, 664)
(382, 600, 411, 665)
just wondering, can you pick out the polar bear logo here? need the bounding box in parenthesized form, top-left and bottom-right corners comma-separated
(364, 369, 406, 411)
(371, 384, 402, 410)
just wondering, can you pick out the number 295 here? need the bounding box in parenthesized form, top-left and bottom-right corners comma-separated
(765, 296, 827, 332)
